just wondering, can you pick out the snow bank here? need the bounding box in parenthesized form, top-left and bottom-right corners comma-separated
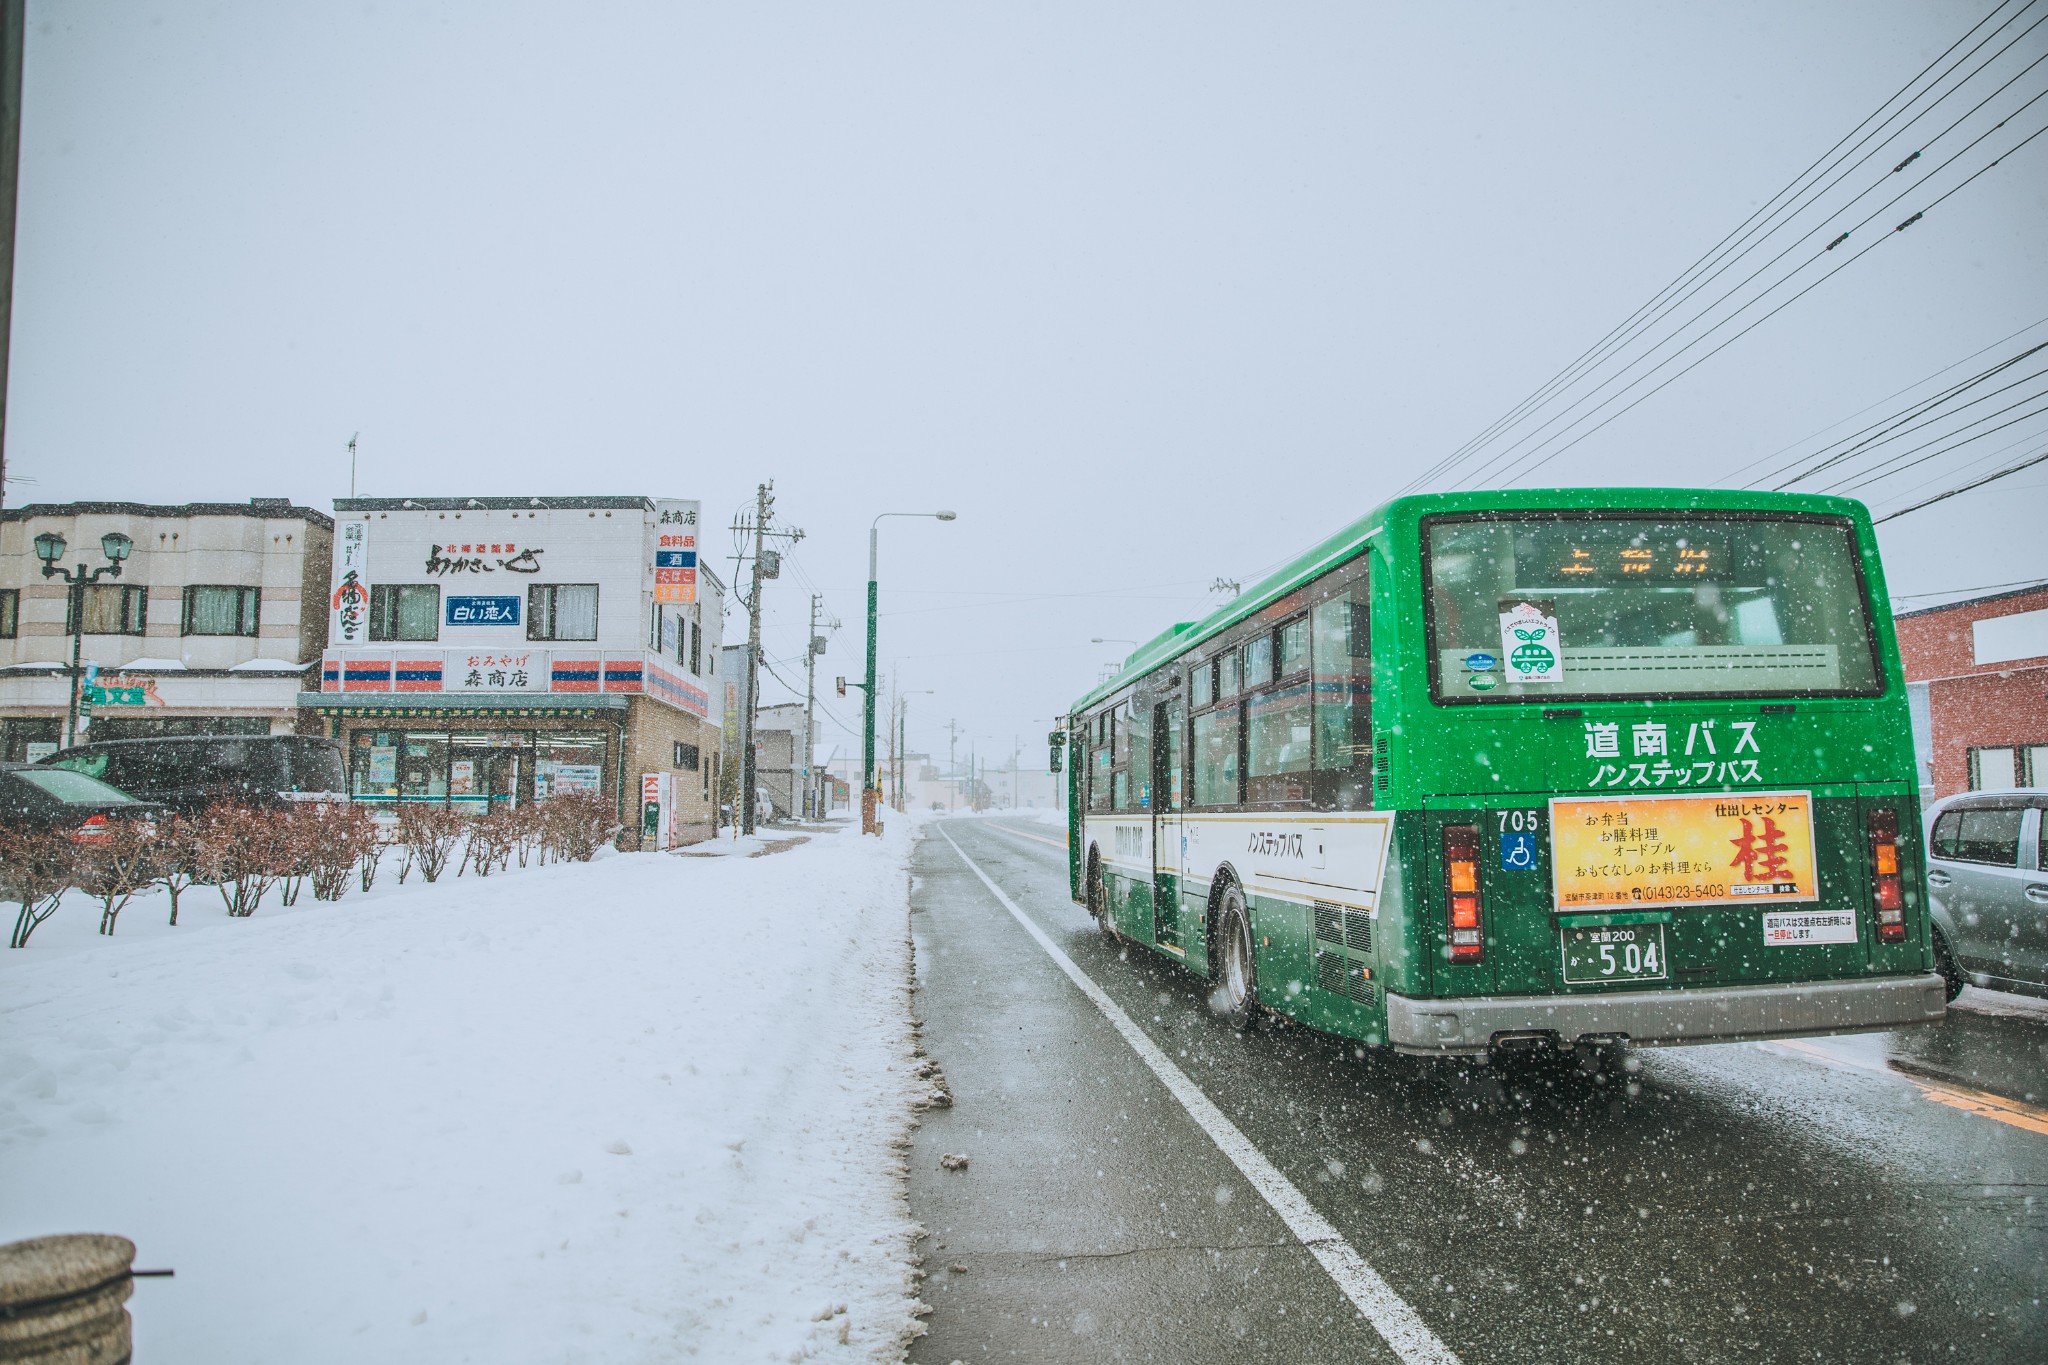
(0, 822, 925, 1363)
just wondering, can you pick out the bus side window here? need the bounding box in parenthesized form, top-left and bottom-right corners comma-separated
(1312, 585, 1373, 804)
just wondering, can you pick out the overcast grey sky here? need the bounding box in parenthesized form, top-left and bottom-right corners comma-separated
(9, 1, 2045, 767)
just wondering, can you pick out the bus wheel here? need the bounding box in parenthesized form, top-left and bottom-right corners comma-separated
(1213, 883, 1258, 1032)
(1932, 926, 1965, 1003)
(1087, 850, 1117, 942)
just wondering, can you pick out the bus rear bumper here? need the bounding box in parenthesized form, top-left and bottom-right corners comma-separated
(1383, 973, 1949, 1056)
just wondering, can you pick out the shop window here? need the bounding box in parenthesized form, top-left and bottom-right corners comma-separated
(528, 584, 599, 641)
(73, 584, 147, 636)
(370, 584, 440, 641)
(1191, 658, 1213, 708)
(675, 741, 700, 771)
(351, 732, 401, 802)
(535, 733, 606, 800)
(1970, 746, 2018, 791)
(0, 589, 17, 639)
(2026, 745, 2048, 789)
(689, 621, 702, 674)
(1278, 616, 1309, 676)
(183, 585, 259, 637)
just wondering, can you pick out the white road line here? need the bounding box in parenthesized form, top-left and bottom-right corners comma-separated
(936, 823, 1461, 1365)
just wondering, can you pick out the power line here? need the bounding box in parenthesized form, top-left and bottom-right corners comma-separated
(1397, 0, 2047, 496)
(1754, 341, 2048, 488)
(1891, 576, 2048, 601)
(1872, 447, 2048, 521)
(1479, 102, 2048, 489)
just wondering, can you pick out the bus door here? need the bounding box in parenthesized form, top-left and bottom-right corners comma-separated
(1152, 698, 1185, 951)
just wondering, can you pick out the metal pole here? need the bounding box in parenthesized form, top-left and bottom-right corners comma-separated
(63, 577, 81, 748)
(740, 483, 769, 835)
(861, 525, 878, 834)
(802, 592, 819, 819)
(0, 1, 23, 513)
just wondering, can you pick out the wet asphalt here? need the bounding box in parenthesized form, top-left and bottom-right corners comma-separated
(905, 816, 2048, 1365)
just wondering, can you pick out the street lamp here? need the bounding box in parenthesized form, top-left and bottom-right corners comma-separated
(864, 510, 956, 834)
(35, 530, 134, 748)
(896, 689, 934, 812)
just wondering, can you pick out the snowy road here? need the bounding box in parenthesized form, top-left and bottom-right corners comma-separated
(906, 816, 2048, 1365)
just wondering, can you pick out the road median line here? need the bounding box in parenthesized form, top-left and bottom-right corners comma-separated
(936, 822, 1461, 1365)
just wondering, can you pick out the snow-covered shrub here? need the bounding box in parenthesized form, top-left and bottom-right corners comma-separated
(464, 806, 521, 877)
(149, 812, 207, 926)
(1, 825, 73, 948)
(395, 803, 466, 883)
(75, 816, 157, 936)
(195, 801, 282, 917)
(538, 792, 618, 863)
(309, 803, 380, 901)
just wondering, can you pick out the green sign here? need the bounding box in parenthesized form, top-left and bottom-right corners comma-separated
(83, 684, 147, 707)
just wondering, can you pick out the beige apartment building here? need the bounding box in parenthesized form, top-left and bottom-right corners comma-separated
(0, 499, 333, 759)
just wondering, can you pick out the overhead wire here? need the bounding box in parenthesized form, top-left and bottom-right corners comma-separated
(1476, 97, 2048, 489)
(1395, 0, 2046, 496)
(1872, 447, 2048, 521)
(1718, 313, 2048, 485)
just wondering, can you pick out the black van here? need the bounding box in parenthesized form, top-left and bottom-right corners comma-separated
(40, 735, 348, 813)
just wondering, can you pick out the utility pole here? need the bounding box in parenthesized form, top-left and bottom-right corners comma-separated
(946, 718, 960, 812)
(731, 482, 803, 835)
(802, 593, 821, 819)
(347, 432, 359, 498)
(0, 1, 25, 511)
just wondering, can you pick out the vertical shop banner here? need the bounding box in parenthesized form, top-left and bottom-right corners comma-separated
(332, 520, 371, 644)
(652, 499, 700, 604)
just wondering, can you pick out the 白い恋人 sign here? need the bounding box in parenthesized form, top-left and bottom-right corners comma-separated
(446, 595, 521, 627)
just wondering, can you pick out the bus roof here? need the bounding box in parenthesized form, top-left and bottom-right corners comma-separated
(1065, 486, 1876, 715)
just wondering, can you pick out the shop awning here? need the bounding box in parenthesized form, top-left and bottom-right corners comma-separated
(296, 692, 627, 718)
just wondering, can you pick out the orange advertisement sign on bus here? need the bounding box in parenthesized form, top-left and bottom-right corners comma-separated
(1550, 791, 1819, 911)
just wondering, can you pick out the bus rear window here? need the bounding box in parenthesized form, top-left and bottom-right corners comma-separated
(1424, 513, 1883, 702)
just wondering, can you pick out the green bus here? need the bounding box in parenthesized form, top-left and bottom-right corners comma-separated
(1057, 488, 1947, 1060)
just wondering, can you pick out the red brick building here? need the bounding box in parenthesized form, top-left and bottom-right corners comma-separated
(1894, 581, 2048, 800)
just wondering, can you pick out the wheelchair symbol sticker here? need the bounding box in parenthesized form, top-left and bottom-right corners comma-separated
(1500, 831, 1537, 871)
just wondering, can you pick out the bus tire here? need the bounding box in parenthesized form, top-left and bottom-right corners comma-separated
(1086, 847, 1118, 942)
(1213, 881, 1258, 1032)
(1932, 925, 1965, 1003)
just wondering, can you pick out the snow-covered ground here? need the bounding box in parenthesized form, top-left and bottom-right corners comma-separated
(0, 819, 926, 1363)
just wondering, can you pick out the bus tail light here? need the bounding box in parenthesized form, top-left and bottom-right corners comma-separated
(1868, 808, 1905, 943)
(1444, 824, 1483, 964)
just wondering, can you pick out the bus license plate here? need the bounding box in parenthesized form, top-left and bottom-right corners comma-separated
(1560, 923, 1668, 985)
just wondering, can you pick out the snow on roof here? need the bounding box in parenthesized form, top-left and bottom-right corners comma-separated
(229, 658, 311, 672)
(127, 657, 189, 670)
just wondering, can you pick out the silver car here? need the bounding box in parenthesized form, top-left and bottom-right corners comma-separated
(1925, 789, 2048, 1001)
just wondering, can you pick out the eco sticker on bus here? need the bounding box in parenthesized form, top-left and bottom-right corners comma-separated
(1468, 672, 1498, 691)
(1498, 599, 1562, 684)
(1550, 791, 1819, 911)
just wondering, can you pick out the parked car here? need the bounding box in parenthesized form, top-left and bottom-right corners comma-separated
(38, 735, 347, 814)
(0, 763, 161, 841)
(1924, 789, 2048, 1002)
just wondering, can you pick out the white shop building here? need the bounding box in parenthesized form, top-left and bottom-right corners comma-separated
(299, 496, 725, 848)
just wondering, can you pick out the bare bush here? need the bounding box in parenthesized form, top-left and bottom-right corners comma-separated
(396, 803, 467, 883)
(196, 802, 282, 917)
(2, 825, 74, 949)
(539, 792, 619, 863)
(274, 805, 317, 907)
(465, 805, 521, 877)
(150, 812, 206, 926)
(310, 803, 380, 901)
(76, 817, 157, 936)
